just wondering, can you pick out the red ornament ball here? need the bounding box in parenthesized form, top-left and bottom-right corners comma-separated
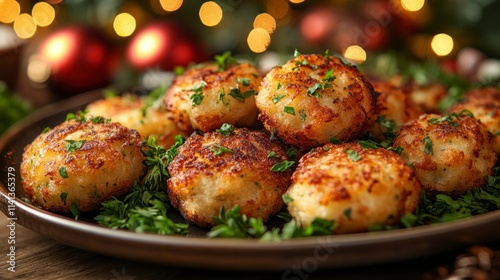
(126, 20, 208, 71)
(38, 25, 117, 96)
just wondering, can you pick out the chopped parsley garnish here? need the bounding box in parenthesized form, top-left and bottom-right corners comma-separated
(307, 70, 335, 98)
(299, 109, 307, 121)
(267, 151, 279, 158)
(237, 77, 251, 86)
(59, 166, 68, 178)
(343, 207, 352, 220)
(427, 110, 474, 127)
(228, 88, 255, 101)
(276, 83, 282, 90)
(66, 110, 89, 122)
(216, 123, 235, 136)
(60, 192, 68, 205)
(272, 94, 285, 104)
(217, 90, 229, 105)
(210, 145, 233, 156)
(423, 135, 433, 155)
(215, 51, 237, 71)
(190, 82, 207, 106)
(329, 137, 342, 144)
(270, 160, 295, 172)
(141, 85, 167, 117)
(284, 106, 295, 115)
(282, 194, 293, 204)
(358, 140, 379, 150)
(95, 135, 189, 234)
(70, 202, 80, 220)
(207, 205, 337, 240)
(64, 140, 86, 152)
(42, 127, 51, 133)
(345, 149, 362, 162)
(286, 147, 298, 160)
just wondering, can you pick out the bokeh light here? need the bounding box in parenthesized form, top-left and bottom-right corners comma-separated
(289, 0, 305, 3)
(113, 13, 136, 37)
(253, 13, 276, 34)
(343, 45, 367, 64)
(401, 0, 425, 12)
(40, 32, 74, 66)
(265, 0, 289, 20)
(247, 28, 271, 53)
(0, 0, 20, 24)
(32, 2, 55, 27)
(431, 33, 454, 56)
(300, 9, 333, 41)
(27, 54, 51, 83)
(199, 1, 223, 27)
(13, 13, 37, 39)
(160, 0, 183, 12)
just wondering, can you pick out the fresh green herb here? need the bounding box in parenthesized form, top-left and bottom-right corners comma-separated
(267, 151, 279, 158)
(343, 208, 352, 220)
(208, 205, 337, 240)
(270, 160, 295, 172)
(375, 115, 398, 146)
(423, 136, 433, 155)
(324, 69, 336, 82)
(277, 83, 282, 90)
(103, 89, 118, 98)
(427, 111, 474, 127)
(141, 135, 186, 191)
(272, 94, 285, 104)
(215, 51, 237, 71)
(59, 167, 68, 178)
(401, 168, 500, 227)
(173, 65, 185, 75)
(358, 140, 379, 150)
(217, 90, 229, 106)
(64, 140, 86, 152)
(345, 149, 361, 162)
(66, 110, 89, 122)
(0, 81, 32, 134)
(228, 88, 255, 101)
(60, 192, 68, 205)
(95, 183, 188, 234)
(95, 135, 190, 235)
(190, 82, 207, 106)
(216, 123, 235, 136)
(324, 49, 332, 58)
(237, 77, 251, 86)
(210, 145, 233, 156)
(284, 106, 295, 115)
(70, 202, 80, 220)
(282, 194, 293, 204)
(141, 85, 167, 117)
(286, 147, 298, 160)
(299, 109, 307, 121)
(208, 206, 267, 238)
(329, 137, 341, 144)
(42, 127, 51, 133)
(293, 49, 301, 57)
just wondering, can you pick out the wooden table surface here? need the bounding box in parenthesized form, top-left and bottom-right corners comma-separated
(2, 210, 499, 280)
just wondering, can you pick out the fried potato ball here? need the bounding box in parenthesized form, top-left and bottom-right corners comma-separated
(86, 94, 186, 148)
(163, 61, 262, 134)
(286, 142, 421, 234)
(20, 119, 146, 213)
(402, 82, 448, 114)
(255, 53, 377, 150)
(369, 80, 423, 141)
(448, 87, 500, 155)
(167, 127, 292, 228)
(393, 113, 497, 193)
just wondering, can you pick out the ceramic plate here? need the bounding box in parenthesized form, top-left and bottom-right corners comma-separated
(1, 90, 500, 271)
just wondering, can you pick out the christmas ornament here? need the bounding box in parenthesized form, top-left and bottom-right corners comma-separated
(38, 25, 117, 96)
(125, 20, 208, 71)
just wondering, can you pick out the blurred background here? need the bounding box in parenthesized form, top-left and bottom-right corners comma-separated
(1, 0, 500, 133)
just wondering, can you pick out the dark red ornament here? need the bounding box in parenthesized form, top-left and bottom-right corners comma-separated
(125, 20, 208, 71)
(38, 25, 118, 96)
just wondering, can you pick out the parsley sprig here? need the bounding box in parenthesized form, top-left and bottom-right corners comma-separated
(207, 205, 337, 240)
(402, 167, 500, 227)
(95, 135, 189, 234)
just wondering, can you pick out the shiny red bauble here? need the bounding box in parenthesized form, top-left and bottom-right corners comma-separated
(38, 25, 118, 96)
(125, 20, 208, 71)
